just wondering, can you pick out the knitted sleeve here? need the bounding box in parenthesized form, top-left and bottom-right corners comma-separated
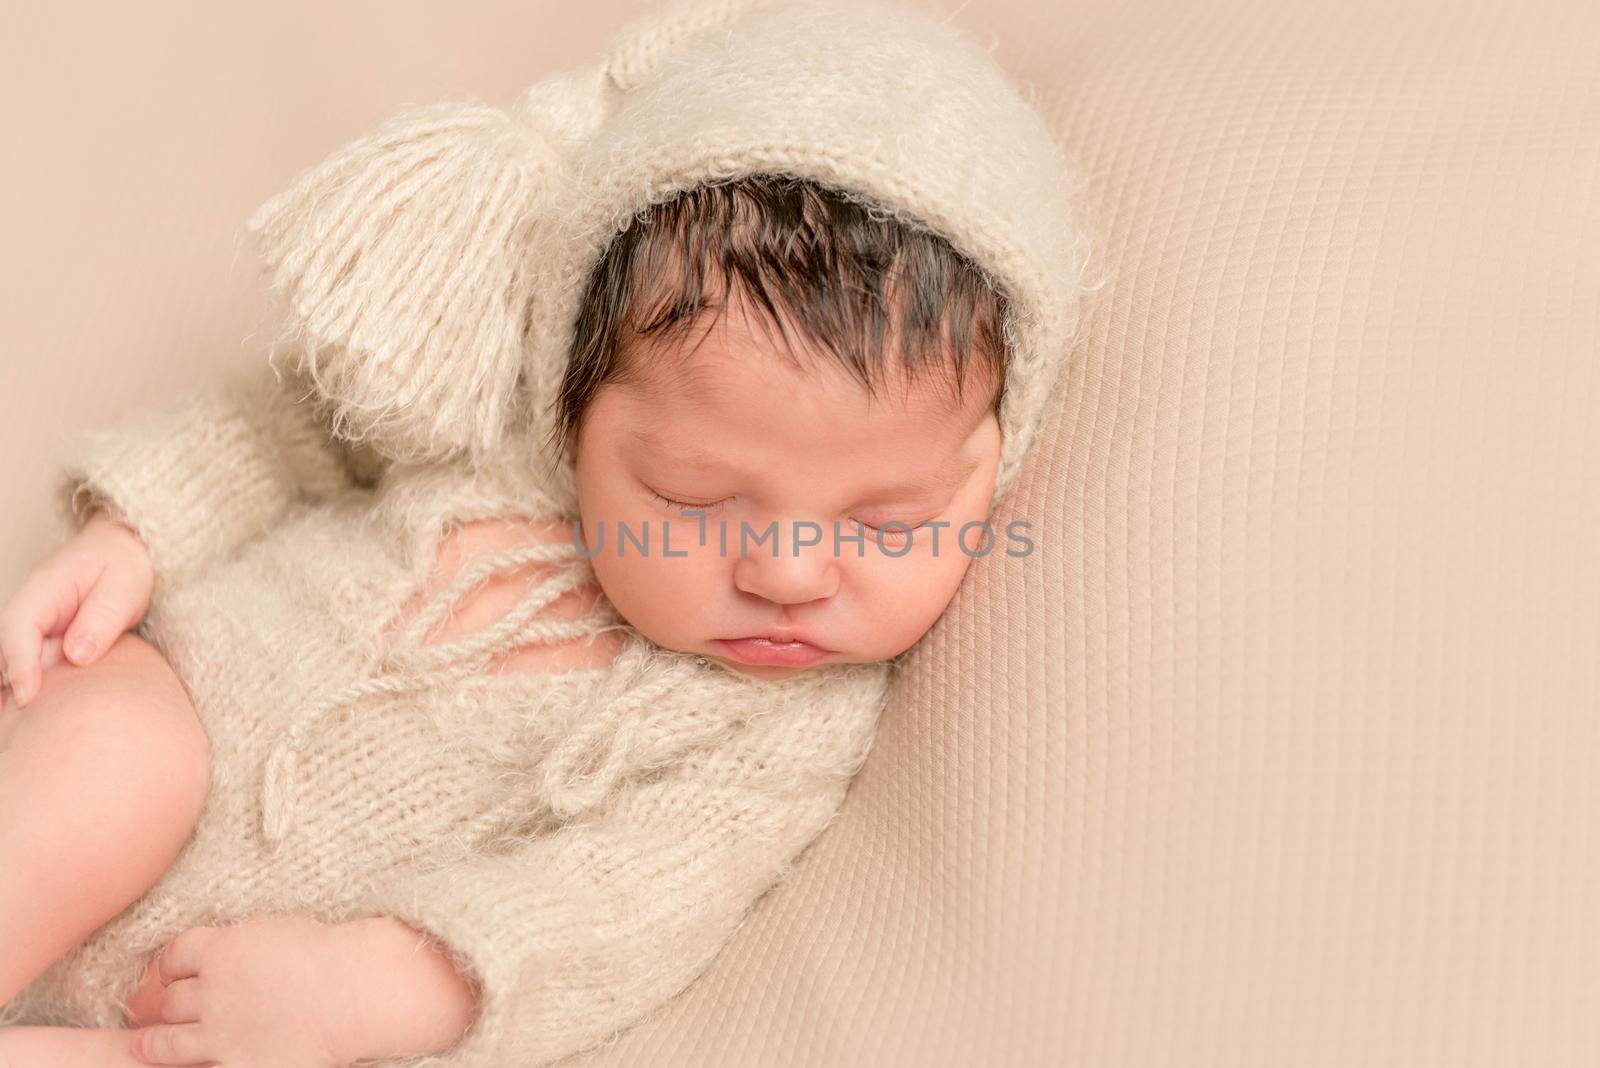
(53, 363, 383, 592)
(353, 681, 888, 1068)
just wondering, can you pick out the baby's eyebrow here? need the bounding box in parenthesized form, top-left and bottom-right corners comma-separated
(629, 426, 976, 499)
(875, 455, 979, 497)
(629, 427, 739, 473)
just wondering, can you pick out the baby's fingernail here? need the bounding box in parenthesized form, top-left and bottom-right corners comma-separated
(68, 637, 94, 661)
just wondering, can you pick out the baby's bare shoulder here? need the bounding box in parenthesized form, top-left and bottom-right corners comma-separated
(390, 515, 622, 676)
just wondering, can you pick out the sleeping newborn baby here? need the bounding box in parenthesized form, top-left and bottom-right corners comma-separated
(0, 1, 1092, 1065)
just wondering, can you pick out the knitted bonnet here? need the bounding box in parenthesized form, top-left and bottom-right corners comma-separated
(247, 0, 1096, 517)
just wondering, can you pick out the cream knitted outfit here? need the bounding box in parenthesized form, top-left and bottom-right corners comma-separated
(0, 1, 1093, 1064)
(0, 367, 892, 1068)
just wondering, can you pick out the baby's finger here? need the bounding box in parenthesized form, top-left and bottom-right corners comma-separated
(40, 633, 65, 674)
(155, 977, 203, 1024)
(153, 926, 215, 986)
(123, 952, 168, 1028)
(0, 565, 81, 708)
(62, 565, 144, 667)
(133, 1022, 210, 1066)
(0, 609, 48, 710)
(1, 635, 64, 718)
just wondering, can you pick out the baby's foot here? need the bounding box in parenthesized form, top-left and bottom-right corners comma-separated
(0, 1026, 145, 1067)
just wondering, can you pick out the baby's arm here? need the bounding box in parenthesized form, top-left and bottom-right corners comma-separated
(325, 917, 481, 1063)
(55, 361, 381, 599)
(0, 508, 152, 710)
(111, 912, 472, 1067)
(5, 362, 377, 708)
(119, 914, 478, 1065)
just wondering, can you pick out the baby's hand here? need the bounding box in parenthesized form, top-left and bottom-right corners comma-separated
(127, 915, 358, 1067)
(0, 506, 153, 712)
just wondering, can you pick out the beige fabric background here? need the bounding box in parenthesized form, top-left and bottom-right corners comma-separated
(3, 1, 1597, 1065)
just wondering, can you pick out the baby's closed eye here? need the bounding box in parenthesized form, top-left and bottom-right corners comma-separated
(385, 516, 623, 675)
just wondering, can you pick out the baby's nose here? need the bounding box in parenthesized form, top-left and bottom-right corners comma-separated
(732, 521, 841, 605)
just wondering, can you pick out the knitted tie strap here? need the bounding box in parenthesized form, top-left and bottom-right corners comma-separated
(258, 532, 626, 849)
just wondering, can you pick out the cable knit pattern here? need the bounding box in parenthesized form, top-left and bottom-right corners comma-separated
(3, 362, 893, 1068)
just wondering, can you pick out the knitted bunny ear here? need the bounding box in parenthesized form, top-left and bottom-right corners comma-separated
(599, 0, 780, 92)
(247, 72, 604, 464)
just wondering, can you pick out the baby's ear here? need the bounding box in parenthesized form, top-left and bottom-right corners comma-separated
(246, 85, 594, 465)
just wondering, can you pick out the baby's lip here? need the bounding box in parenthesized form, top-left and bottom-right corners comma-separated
(726, 633, 834, 652)
(714, 636, 836, 668)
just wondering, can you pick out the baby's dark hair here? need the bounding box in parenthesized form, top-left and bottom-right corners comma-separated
(545, 173, 1011, 465)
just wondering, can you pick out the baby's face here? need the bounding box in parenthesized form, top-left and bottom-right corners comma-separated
(573, 303, 1001, 680)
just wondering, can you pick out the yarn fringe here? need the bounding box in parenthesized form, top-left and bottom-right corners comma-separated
(246, 101, 555, 465)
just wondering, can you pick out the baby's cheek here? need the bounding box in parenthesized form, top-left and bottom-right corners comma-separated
(862, 541, 974, 651)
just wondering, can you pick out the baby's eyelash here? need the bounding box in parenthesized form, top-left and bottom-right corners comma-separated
(647, 488, 728, 516)
(646, 487, 928, 535)
(852, 518, 926, 537)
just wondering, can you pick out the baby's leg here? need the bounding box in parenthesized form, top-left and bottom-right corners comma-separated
(0, 633, 210, 1006)
(0, 1025, 146, 1067)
